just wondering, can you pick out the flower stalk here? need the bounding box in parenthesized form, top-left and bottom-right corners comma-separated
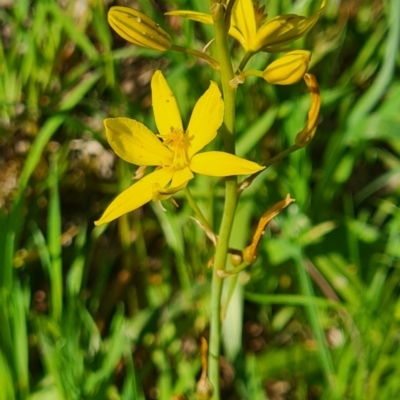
(208, 3, 238, 398)
(171, 44, 220, 69)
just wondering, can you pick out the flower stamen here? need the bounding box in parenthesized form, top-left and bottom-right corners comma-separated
(158, 127, 191, 168)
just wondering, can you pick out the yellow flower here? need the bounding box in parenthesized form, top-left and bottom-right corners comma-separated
(95, 71, 265, 225)
(166, 0, 325, 53)
(231, 0, 325, 53)
(262, 50, 311, 85)
(108, 6, 171, 51)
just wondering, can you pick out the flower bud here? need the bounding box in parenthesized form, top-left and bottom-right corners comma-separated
(230, 250, 243, 267)
(254, 1, 325, 52)
(108, 6, 171, 52)
(262, 50, 311, 85)
(196, 337, 213, 400)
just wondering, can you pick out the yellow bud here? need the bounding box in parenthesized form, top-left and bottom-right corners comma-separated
(196, 376, 213, 400)
(254, 2, 325, 52)
(262, 50, 311, 85)
(108, 6, 172, 52)
(230, 251, 243, 267)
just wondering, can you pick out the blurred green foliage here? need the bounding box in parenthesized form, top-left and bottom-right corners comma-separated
(1, 0, 400, 399)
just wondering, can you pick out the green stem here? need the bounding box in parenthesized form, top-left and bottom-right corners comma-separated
(264, 144, 301, 168)
(171, 44, 220, 70)
(243, 69, 263, 78)
(224, 0, 237, 30)
(238, 144, 300, 193)
(208, 4, 238, 399)
(184, 187, 217, 244)
(237, 51, 255, 72)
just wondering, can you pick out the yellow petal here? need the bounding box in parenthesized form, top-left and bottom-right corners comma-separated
(187, 81, 224, 158)
(254, 2, 325, 52)
(104, 118, 173, 166)
(230, 0, 257, 52)
(108, 6, 171, 51)
(190, 151, 265, 177)
(151, 70, 183, 137)
(152, 167, 193, 201)
(262, 50, 311, 85)
(164, 10, 213, 25)
(94, 168, 173, 225)
(170, 167, 194, 188)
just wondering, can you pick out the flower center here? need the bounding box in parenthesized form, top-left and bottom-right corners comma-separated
(158, 127, 191, 168)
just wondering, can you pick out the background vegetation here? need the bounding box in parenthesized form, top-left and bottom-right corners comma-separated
(1, 0, 400, 399)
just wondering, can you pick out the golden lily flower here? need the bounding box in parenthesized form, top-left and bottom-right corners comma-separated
(232, 0, 325, 53)
(95, 71, 265, 225)
(262, 50, 311, 85)
(165, 0, 325, 53)
(108, 6, 171, 51)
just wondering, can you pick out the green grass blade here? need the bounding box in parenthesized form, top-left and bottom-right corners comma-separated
(84, 308, 127, 396)
(47, 154, 63, 322)
(0, 351, 16, 400)
(245, 293, 344, 310)
(236, 107, 277, 157)
(0, 228, 15, 291)
(152, 204, 192, 293)
(49, 3, 100, 61)
(16, 70, 101, 202)
(66, 224, 87, 298)
(12, 282, 30, 398)
(292, 247, 340, 398)
(347, 0, 400, 129)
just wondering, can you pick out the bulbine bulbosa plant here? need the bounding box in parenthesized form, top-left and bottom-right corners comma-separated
(97, 1, 324, 398)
